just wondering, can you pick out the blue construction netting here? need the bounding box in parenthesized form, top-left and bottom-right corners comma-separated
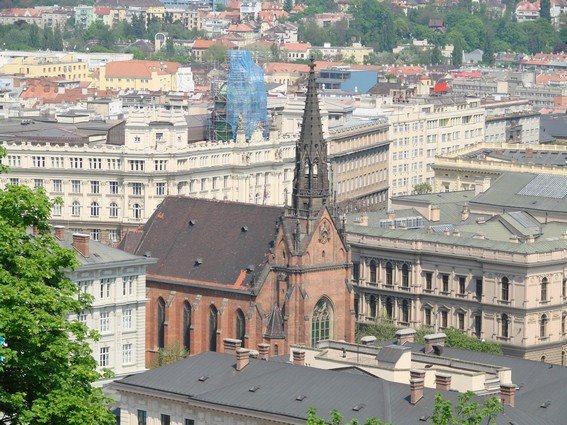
(226, 50, 268, 140)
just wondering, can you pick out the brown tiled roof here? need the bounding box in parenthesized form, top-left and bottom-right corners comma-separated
(120, 197, 283, 287)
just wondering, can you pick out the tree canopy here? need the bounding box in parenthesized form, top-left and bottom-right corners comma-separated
(0, 158, 115, 425)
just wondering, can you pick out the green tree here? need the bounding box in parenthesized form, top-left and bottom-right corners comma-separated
(444, 328, 502, 355)
(306, 407, 390, 425)
(52, 26, 64, 51)
(202, 44, 228, 64)
(165, 36, 174, 56)
(413, 182, 432, 194)
(27, 23, 40, 49)
(284, 0, 293, 13)
(452, 39, 463, 67)
(482, 31, 495, 64)
(432, 392, 503, 425)
(349, 0, 396, 51)
(431, 46, 443, 65)
(0, 167, 115, 424)
(150, 342, 188, 368)
(41, 26, 53, 50)
(540, 0, 551, 21)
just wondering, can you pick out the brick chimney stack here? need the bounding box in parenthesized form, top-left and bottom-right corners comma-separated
(424, 333, 446, 353)
(54, 225, 65, 240)
(236, 348, 250, 371)
(410, 378, 424, 405)
(223, 338, 242, 354)
(292, 349, 305, 366)
(396, 328, 416, 345)
(258, 343, 270, 360)
(500, 383, 516, 407)
(72, 233, 90, 257)
(435, 372, 451, 391)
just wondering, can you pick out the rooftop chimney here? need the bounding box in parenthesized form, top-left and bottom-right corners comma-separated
(396, 328, 416, 345)
(435, 372, 452, 391)
(72, 233, 90, 257)
(236, 348, 250, 371)
(429, 205, 440, 222)
(292, 349, 305, 366)
(360, 335, 377, 346)
(410, 378, 424, 404)
(424, 333, 446, 353)
(223, 338, 242, 354)
(258, 343, 270, 360)
(387, 210, 396, 221)
(474, 177, 491, 196)
(358, 213, 368, 226)
(54, 225, 65, 240)
(500, 383, 516, 407)
(561, 231, 567, 240)
(410, 369, 426, 380)
(525, 147, 533, 158)
(461, 205, 470, 221)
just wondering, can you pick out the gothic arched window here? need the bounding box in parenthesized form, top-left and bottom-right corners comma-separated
(183, 302, 191, 353)
(157, 297, 166, 349)
(402, 299, 410, 323)
(386, 262, 393, 286)
(369, 260, 377, 283)
(209, 305, 218, 352)
(501, 313, 509, 338)
(386, 297, 393, 320)
(541, 277, 548, 302)
(311, 298, 332, 346)
(402, 264, 410, 288)
(540, 314, 548, 338)
(370, 295, 377, 318)
(501, 277, 509, 301)
(236, 309, 246, 344)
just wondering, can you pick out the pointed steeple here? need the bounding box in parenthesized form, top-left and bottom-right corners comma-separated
(291, 57, 329, 218)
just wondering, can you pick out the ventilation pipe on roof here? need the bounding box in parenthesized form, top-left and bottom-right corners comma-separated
(500, 383, 517, 407)
(292, 349, 305, 366)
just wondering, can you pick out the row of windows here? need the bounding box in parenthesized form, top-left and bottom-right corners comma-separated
(96, 309, 134, 333)
(63, 202, 143, 219)
(77, 276, 138, 299)
(98, 342, 134, 367)
(137, 410, 194, 425)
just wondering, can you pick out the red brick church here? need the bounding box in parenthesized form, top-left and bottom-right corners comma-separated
(119, 60, 355, 364)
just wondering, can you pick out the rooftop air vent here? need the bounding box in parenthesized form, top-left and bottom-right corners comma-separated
(195, 258, 203, 266)
(144, 251, 152, 257)
(296, 395, 307, 401)
(246, 265, 255, 273)
(198, 376, 209, 382)
(540, 401, 551, 408)
(352, 404, 365, 412)
(189, 219, 196, 226)
(241, 226, 248, 232)
(249, 385, 260, 392)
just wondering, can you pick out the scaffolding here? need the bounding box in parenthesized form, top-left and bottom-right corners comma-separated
(209, 50, 268, 142)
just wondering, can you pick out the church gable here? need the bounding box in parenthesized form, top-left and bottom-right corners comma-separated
(302, 209, 348, 266)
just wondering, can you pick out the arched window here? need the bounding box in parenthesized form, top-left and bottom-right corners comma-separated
(385, 297, 393, 320)
(541, 277, 548, 302)
(402, 264, 410, 288)
(369, 260, 377, 283)
(562, 351, 565, 366)
(501, 277, 509, 301)
(354, 293, 359, 318)
(304, 160, 310, 177)
(370, 295, 377, 318)
(402, 300, 410, 323)
(562, 315, 566, 335)
(311, 298, 332, 346)
(183, 302, 191, 353)
(157, 297, 166, 349)
(109, 202, 119, 218)
(71, 200, 81, 216)
(133, 203, 142, 219)
(209, 305, 218, 352)
(312, 161, 318, 176)
(386, 262, 393, 286)
(540, 314, 548, 338)
(90, 202, 100, 217)
(541, 355, 546, 363)
(236, 309, 246, 344)
(501, 313, 509, 338)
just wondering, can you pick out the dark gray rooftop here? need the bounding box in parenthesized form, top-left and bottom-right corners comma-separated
(115, 351, 551, 424)
(461, 147, 567, 167)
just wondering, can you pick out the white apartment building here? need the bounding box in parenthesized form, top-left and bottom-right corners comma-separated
(58, 229, 155, 378)
(383, 97, 485, 198)
(483, 98, 540, 145)
(0, 104, 391, 243)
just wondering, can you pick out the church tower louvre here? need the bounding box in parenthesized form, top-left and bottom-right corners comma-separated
(291, 57, 330, 218)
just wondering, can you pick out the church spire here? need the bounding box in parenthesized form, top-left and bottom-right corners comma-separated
(291, 57, 329, 218)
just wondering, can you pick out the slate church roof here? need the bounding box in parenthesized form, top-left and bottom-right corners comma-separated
(119, 197, 282, 288)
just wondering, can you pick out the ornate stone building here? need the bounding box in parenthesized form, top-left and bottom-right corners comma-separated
(348, 172, 567, 363)
(119, 59, 355, 364)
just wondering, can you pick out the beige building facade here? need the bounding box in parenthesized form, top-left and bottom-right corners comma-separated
(0, 55, 89, 80)
(432, 142, 567, 192)
(348, 174, 567, 364)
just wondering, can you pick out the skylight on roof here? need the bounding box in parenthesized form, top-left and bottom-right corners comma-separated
(517, 175, 567, 199)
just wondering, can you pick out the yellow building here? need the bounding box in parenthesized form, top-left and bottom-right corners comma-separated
(94, 60, 182, 91)
(0, 54, 89, 80)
